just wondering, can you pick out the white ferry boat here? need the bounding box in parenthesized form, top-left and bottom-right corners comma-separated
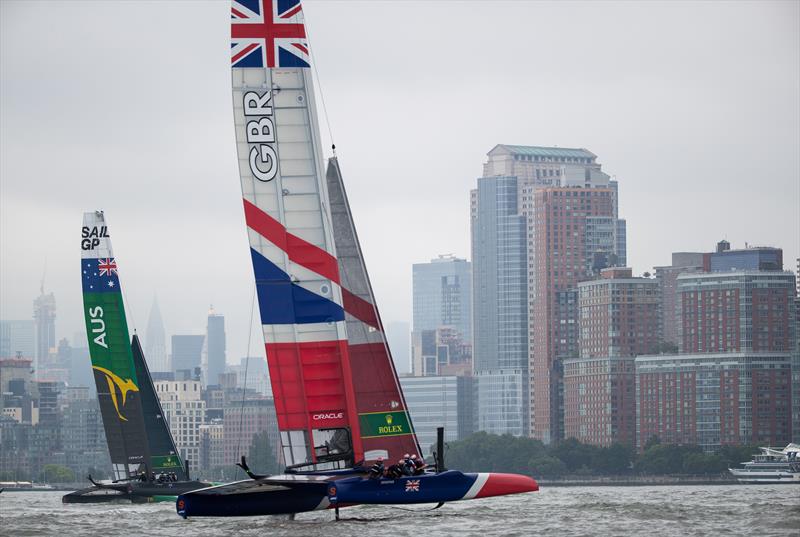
(729, 444, 800, 484)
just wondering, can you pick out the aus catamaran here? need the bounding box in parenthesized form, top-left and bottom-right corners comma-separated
(63, 211, 210, 503)
(175, 0, 538, 518)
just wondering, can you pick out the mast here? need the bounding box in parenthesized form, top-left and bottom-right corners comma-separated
(80, 211, 151, 481)
(231, 0, 364, 467)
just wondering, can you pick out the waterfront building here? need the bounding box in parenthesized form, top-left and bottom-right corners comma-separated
(563, 268, 658, 447)
(677, 270, 796, 354)
(470, 174, 528, 435)
(171, 335, 205, 374)
(412, 255, 472, 343)
(578, 268, 659, 359)
(399, 375, 475, 456)
(33, 288, 56, 375)
(206, 310, 226, 387)
(563, 356, 636, 447)
(0, 320, 35, 359)
(155, 379, 206, 468)
(474, 370, 526, 437)
(144, 297, 169, 372)
(635, 352, 793, 451)
(654, 252, 705, 347)
(531, 186, 617, 444)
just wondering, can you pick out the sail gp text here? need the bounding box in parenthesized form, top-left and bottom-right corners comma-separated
(243, 90, 278, 182)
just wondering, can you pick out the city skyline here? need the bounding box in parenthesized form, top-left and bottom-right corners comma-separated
(2, 1, 798, 363)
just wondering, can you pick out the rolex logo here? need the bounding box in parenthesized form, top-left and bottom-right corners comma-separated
(386, 414, 393, 425)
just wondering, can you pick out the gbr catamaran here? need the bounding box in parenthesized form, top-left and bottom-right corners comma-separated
(64, 212, 210, 503)
(176, 0, 538, 518)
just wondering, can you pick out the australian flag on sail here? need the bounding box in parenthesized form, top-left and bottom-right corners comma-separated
(231, 0, 310, 69)
(82, 258, 121, 294)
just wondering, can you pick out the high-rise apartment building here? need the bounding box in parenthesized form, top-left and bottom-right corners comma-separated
(470, 175, 528, 435)
(145, 297, 169, 372)
(531, 186, 617, 444)
(677, 271, 796, 354)
(171, 335, 205, 374)
(206, 310, 226, 386)
(635, 352, 793, 451)
(563, 268, 658, 447)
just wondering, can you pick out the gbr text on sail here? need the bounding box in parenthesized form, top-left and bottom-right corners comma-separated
(243, 90, 277, 182)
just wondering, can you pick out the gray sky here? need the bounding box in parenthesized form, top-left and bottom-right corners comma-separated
(1, 1, 798, 366)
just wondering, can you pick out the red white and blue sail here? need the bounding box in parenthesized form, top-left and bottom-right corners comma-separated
(231, 0, 419, 468)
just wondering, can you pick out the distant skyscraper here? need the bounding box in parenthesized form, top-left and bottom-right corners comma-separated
(0, 320, 35, 359)
(144, 297, 168, 372)
(385, 321, 411, 374)
(33, 287, 56, 374)
(412, 255, 472, 341)
(206, 309, 226, 386)
(171, 335, 204, 374)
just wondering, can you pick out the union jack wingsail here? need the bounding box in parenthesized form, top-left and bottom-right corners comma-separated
(230, 0, 419, 468)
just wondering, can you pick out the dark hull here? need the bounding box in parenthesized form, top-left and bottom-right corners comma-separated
(63, 480, 209, 504)
(177, 482, 330, 517)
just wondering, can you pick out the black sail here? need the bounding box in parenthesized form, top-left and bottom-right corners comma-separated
(131, 335, 187, 480)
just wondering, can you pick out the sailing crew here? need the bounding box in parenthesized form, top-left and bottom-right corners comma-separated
(401, 454, 415, 476)
(386, 460, 406, 479)
(410, 454, 427, 475)
(368, 457, 385, 479)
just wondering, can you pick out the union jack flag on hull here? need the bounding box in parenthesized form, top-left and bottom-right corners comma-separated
(231, 0, 310, 69)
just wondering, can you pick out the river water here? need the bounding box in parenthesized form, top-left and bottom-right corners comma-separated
(1, 485, 798, 537)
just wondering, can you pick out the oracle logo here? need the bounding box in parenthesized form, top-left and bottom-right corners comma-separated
(312, 412, 343, 421)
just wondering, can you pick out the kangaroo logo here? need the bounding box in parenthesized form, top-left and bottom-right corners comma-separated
(93, 366, 139, 421)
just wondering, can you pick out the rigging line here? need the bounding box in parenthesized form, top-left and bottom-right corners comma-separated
(302, 7, 336, 152)
(235, 281, 257, 479)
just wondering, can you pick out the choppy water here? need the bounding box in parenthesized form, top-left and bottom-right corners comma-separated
(1, 486, 798, 537)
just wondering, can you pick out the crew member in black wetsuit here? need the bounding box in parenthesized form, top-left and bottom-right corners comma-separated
(368, 457, 385, 479)
(410, 454, 427, 475)
(386, 460, 405, 478)
(401, 454, 415, 476)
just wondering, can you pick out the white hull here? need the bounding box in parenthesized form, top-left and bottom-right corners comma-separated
(729, 469, 800, 484)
